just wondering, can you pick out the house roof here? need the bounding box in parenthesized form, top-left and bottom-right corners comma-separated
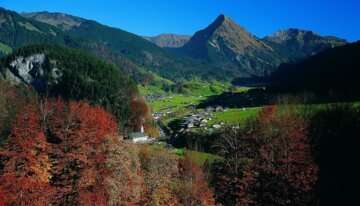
(130, 132, 147, 139)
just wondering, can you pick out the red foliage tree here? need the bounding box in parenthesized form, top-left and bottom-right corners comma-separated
(0, 97, 119, 205)
(0, 102, 54, 205)
(129, 100, 148, 131)
(211, 106, 318, 205)
(46, 99, 117, 205)
(177, 156, 215, 206)
(253, 106, 318, 205)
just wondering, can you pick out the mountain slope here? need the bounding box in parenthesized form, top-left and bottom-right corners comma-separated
(0, 8, 65, 49)
(264, 28, 347, 58)
(143, 34, 191, 48)
(178, 14, 293, 77)
(0, 44, 138, 126)
(269, 41, 360, 94)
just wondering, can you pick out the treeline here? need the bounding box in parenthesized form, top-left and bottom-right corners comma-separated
(0, 81, 214, 205)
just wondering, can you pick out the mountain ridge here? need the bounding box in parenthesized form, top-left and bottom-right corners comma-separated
(176, 14, 347, 77)
(3, 8, 227, 82)
(264, 28, 347, 57)
(1, 9, 350, 82)
(143, 34, 191, 48)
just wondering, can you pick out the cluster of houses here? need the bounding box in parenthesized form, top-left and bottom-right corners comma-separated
(178, 106, 228, 133)
(143, 93, 168, 102)
(152, 109, 173, 120)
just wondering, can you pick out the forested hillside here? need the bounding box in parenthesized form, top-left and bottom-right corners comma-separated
(269, 41, 360, 96)
(0, 8, 229, 82)
(0, 8, 64, 49)
(0, 44, 150, 131)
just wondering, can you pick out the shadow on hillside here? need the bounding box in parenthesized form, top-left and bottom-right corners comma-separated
(197, 88, 360, 109)
(197, 89, 275, 109)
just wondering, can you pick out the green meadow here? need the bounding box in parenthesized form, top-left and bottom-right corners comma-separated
(208, 107, 261, 125)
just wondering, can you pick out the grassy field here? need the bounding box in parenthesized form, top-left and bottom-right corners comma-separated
(139, 75, 230, 96)
(0, 42, 12, 54)
(138, 74, 174, 95)
(208, 107, 261, 125)
(231, 86, 254, 93)
(144, 145, 221, 166)
(176, 149, 221, 166)
(147, 95, 206, 112)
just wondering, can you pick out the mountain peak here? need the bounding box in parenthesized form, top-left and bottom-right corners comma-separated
(215, 14, 226, 22)
(179, 14, 279, 76)
(211, 14, 236, 29)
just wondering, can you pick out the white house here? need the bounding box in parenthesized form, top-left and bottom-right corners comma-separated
(213, 124, 221, 129)
(130, 124, 148, 143)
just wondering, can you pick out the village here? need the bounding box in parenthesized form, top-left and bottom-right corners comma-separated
(128, 92, 254, 144)
(177, 106, 230, 133)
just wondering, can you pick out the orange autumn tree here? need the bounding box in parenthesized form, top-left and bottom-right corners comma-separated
(44, 99, 118, 205)
(211, 106, 318, 205)
(129, 99, 159, 137)
(0, 98, 119, 205)
(253, 106, 318, 205)
(0, 102, 53, 205)
(177, 156, 215, 206)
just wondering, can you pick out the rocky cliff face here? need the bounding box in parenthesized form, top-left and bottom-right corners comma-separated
(143, 34, 191, 48)
(1, 53, 62, 91)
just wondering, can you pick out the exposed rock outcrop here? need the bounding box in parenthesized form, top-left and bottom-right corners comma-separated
(1, 53, 62, 91)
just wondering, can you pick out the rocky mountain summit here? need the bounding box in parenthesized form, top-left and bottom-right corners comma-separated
(143, 34, 191, 48)
(178, 14, 291, 76)
(264, 28, 347, 57)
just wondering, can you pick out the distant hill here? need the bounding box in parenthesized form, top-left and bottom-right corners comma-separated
(0, 44, 138, 126)
(22, 11, 84, 31)
(177, 14, 348, 77)
(143, 34, 191, 48)
(264, 28, 347, 58)
(269, 41, 360, 95)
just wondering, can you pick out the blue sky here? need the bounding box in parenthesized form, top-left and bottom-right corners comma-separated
(1, 0, 359, 41)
